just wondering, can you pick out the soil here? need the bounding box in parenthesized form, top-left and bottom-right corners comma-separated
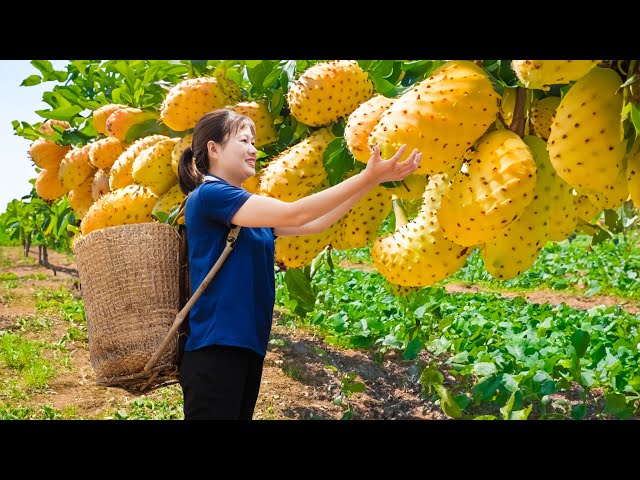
(0, 245, 636, 421)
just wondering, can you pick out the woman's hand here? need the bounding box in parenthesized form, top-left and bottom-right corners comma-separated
(362, 144, 422, 184)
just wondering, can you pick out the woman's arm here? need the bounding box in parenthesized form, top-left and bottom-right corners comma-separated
(274, 185, 370, 237)
(231, 145, 421, 229)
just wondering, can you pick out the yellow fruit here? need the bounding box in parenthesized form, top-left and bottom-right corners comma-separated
(152, 183, 186, 217)
(242, 174, 260, 193)
(58, 144, 96, 191)
(93, 104, 127, 134)
(547, 67, 626, 196)
(529, 96, 561, 141)
(89, 137, 125, 170)
(29, 138, 71, 170)
(171, 134, 193, 177)
(106, 107, 159, 142)
(68, 175, 95, 219)
(371, 174, 470, 286)
(480, 136, 553, 279)
(369, 60, 499, 176)
(275, 223, 339, 269)
(344, 94, 395, 163)
(131, 138, 180, 196)
(110, 135, 170, 190)
(228, 101, 278, 148)
(35, 167, 66, 200)
(160, 77, 241, 132)
(287, 60, 374, 127)
(437, 130, 537, 247)
(499, 87, 517, 127)
(575, 193, 600, 223)
(259, 128, 335, 201)
(331, 184, 392, 250)
(512, 60, 601, 90)
(38, 119, 70, 136)
(92, 169, 110, 201)
(80, 185, 158, 236)
(627, 149, 640, 208)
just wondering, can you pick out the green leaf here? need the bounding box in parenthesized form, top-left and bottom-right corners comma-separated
(31, 60, 54, 75)
(603, 392, 632, 418)
(35, 105, 83, 122)
(571, 403, 586, 420)
(631, 103, 640, 135)
(323, 137, 354, 186)
(473, 362, 497, 377)
(21, 75, 42, 87)
(500, 391, 516, 420)
(471, 374, 502, 402)
(509, 406, 532, 420)
(434, 384, 462, 419)
(453, 394, 471, 411)
(419, 364, 444, 389)
(571, 329, 590, 358)
(403, 338, 423, 360)
(604, 209, 623, 233)
(284, 268, 316, 313)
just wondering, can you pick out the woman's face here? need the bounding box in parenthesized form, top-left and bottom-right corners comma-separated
(209, 124, 257, 183)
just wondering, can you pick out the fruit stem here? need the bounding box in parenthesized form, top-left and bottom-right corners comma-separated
(509, 86, 527, 138)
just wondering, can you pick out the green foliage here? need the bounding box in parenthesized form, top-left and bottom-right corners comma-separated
(275, 258, 640, 419)
(449, 231, 640, 301)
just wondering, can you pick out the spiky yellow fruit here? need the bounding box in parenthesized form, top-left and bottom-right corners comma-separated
(547, 67, 626, 195)
(512, 60, 601, 90)
(384, 174, 428, 200)
(545, 166, 577, 243)
(88, 137, 125, 170)
(68, 175, 96, 219)
(35, 167, 66, 201)
(58, 144, 96, 191)
(92, 169, 110, 201)
(344, 94, 395, 163)
(170, 134, 193, 177)
(80, 185, 158, 236)
(575, 193, 600, 223)
(275, 223, 339, 269)
(93, 104, 127, 134)
(371, 174, 471, 286)
(110, 135, 170, 190)
(587, 158, 629, 211)
(369, 60, 499, 176)
(106, 107, 159, 142)
(437, 130, 537, 247)
(242, 174, 260, 193)
(331, 184, 392, 250)
(259, 128, 335, 201)
(152, 183, 186, 217)
(29, 138, 71, 170)
(228, 101, 278, 148)
(131, 138, 179, 196)
(160, 77, 241, 132)
(38, 119, 70, 136)
(529, 96, 561, 141)
(627, 149, 640, 208)
(287, 60, 374, 127)
(480, 136, 553, 279)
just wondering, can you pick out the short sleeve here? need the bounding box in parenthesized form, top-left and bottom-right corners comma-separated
(198, 181, 252, 227)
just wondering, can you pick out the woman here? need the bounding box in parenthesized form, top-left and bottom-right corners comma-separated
(177, 109, 421, 420)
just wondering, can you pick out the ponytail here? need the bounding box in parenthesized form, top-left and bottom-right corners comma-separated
(178, 145, 207, 195)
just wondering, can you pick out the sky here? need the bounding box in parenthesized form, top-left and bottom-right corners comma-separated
(0, 60, 68, 214)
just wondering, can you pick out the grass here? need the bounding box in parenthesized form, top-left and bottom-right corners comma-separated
(0, 333, 56, 393)
(104, 385, 184, 420)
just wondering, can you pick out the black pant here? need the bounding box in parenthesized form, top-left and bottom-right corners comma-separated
(179, 344, 264, 420)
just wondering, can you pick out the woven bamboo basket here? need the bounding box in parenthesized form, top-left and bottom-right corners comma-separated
(74, 222, 182, 393)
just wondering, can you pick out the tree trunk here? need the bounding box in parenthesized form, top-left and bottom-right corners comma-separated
(23, 237, 31, 258)
(38, 244, 79, 277)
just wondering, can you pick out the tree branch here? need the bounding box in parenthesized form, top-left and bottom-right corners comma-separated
(509, 86, 527, 137)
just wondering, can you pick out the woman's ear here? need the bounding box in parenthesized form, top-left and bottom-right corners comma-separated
(207, 140, 217, 158)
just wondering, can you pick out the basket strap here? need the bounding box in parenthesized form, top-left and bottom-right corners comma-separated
(144, 224, 242, 372)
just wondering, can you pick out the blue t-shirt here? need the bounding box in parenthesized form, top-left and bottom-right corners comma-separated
(184, 175, 276, 357)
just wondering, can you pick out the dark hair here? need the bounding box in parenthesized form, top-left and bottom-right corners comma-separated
(178, 109, 256, 195)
